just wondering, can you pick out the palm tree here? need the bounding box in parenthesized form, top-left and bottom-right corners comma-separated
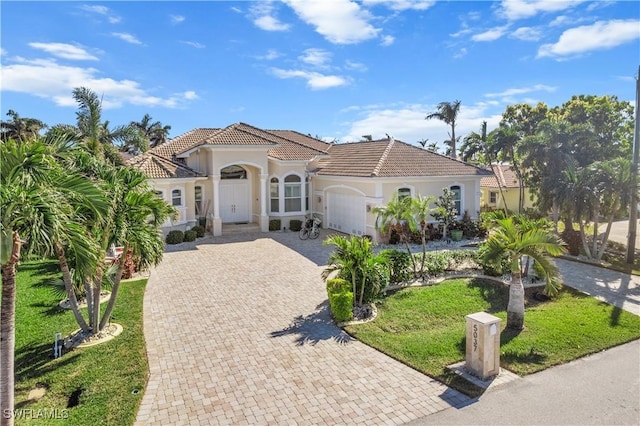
(72, 87, 143, 163)
(481, 217, 566, 330)
(1, 135, 106, 425)
(1, 109, 47, 142)
(410, 195, 436, 277)
(372, 194, 418, 275)
(426, 100, 462, 159)
(130, 113, 172, 152)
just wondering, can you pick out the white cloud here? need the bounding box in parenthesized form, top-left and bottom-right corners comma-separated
(453, 47, 468, 59)
(170, 14, 185, 24)
(345, 60, 368, 72)
(548, 15, 591, 27)
(257, 49, 281, 60)
(299, 48, 332, 67)
(380, 35, 395, 46)
(0, 47, 6, 56)
(79, 4, 121, 24)
(362, 0, 436, 11)
(270, 68, 349, 90)
(498, 0, 586, 21)
(250, 2, 291, 31)
(111, 32, 143, 45)
(341, 102, 502, 145)
(485, 84, 556, 101)
(1, 57, 196, 109)
(450, 27, 473, 38)
(510, 26, 542, 41)
(181, 41, 206, 49)
(538, 19, 640, 59)
(28, 42, 99, 61)
(472, 25, 510, 42)
(283, 0, 379, 44)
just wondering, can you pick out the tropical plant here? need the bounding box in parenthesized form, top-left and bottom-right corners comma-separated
(480, 217, 566, 330)
(1, 135, 106, 424)
(431, 188, 458, 241)
(372, 194, 418, 275)
(410, 194, 436, 277)
(72, 87, 144, 164)
(0, 109, 47, 142)
(426, 100, 462, 159)
(129, 113, 172, 152)
(322, 235, 388, 306)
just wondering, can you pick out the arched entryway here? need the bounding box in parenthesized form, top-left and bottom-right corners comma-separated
(219, 165, 250, 223)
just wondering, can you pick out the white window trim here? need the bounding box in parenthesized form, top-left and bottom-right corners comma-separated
(449, 183, 463, 218)
(170, 186, 185, 207)
(269, 176, 280, 214)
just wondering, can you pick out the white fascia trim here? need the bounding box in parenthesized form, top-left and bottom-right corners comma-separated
(177, 144, 275, 158)
(150, 177, 200, 184)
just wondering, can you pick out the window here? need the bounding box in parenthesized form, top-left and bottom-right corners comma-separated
(450, 185, 461, 215)
(221, 164, 246, 179)
(398, 187, 411, 199)
(195, 186, 203, 216)
(270, 177, 279, 213)
(171, 189, 182, 206)
(284, 175, 302, 212)
(489, 191, 497, 204)
(154, 190, 163, 200)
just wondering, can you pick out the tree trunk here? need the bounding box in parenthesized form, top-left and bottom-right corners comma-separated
(55, 244, 90, 332)
(91, 264, 104, 332)
(99, 250, 127, 331)
(591, 202, 600, 259)
(1, 233, 21, 426)
(489, 163, 509, 213)
(552, 199, 559, 234)
(84, 279, 94, 329)
(451, 124, 456, 159)
(596, 213, 616, 261)
(419, 224, 427, 277)
(506, 261, 525, 330)
(578, 220, 592, 259)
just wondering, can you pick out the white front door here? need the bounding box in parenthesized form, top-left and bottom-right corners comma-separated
(220, 181, 250, 223)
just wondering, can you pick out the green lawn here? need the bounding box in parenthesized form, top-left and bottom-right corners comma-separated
(345, 278, 640, 397)
(14, 260, 148, 425)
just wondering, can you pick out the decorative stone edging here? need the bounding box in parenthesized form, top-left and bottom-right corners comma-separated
(386, 273, 509, 292)
(59, 291, 111, 310)
(65, 323, 123, 349)
(337, 304, 378, 327)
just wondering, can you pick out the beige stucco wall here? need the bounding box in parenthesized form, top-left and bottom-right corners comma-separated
(480, 187, 535, 212)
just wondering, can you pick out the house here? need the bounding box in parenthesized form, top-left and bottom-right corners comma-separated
(127, 122, 492, 242)
(480, 164, 535, 212)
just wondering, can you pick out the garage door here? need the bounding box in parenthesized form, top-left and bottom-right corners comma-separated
(327, 192, 366, 236)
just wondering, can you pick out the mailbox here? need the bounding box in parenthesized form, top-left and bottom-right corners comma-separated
(465, 312, 501, 380)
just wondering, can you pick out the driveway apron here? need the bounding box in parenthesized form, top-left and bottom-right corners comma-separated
(135, 231, 469, 425)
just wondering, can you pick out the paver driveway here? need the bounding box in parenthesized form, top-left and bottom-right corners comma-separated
(135, 230, 469, 425)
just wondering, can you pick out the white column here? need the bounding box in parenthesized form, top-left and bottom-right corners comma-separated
(260, 174, 267, 216)
(213, 176, 221, 219)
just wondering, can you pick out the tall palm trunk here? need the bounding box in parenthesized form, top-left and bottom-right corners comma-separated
(55, 244, 90, 332)
(91, 264, 104, 332)
(99, 250, 127, 330)
(506, 259, 525, 330)
(596, 213, 616, 261)
(1, 233, 22, 426)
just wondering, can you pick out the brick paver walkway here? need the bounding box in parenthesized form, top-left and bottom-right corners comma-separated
(135, 230, 469, 425)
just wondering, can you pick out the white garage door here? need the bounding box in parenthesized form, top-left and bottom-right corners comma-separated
(327, 192, 366, 236)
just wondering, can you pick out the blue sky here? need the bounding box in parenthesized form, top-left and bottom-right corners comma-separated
(1, 1, 639, 149)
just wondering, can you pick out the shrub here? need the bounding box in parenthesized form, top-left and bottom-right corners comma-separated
(328, 291, 353, 322)
(380, 249, 412, 283)
(184, 230, 197, 242)
(289, 219, 303, 232)
(165, 230, 184, 245)
(415, 249, 479, 276)
(191, 225, 205, 238)
(269, 219, 281, 231)
(326, 278, 353, 322)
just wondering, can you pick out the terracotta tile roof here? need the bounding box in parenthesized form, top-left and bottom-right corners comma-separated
(317, 139, 493, 177)
(268, 130, 332, 153)
(480, 164, 520, 188)
(126, 153, 200, 179)
(151, 128, 220, 160)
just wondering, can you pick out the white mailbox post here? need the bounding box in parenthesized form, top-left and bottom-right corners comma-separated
(465, 312, 501, 380)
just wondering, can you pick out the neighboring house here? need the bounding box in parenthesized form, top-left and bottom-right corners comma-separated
(480, 164, 535, 212)
(128, 122, 492, 242)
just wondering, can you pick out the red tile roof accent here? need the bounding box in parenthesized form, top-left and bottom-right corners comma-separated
(126, 153, 200, 179)
(480, 164, 520, 188)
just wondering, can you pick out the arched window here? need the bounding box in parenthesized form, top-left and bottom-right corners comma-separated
(398, 187, 411, 199)
(284, 174, 302, 212)
(171, 189, 182, 206)
(270, 177, 279, 213)
(450, 185, 461, 215)
(221, 165, 247, 179)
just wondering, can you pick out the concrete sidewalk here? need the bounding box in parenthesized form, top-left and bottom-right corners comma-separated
(410, 339, 640, 425)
